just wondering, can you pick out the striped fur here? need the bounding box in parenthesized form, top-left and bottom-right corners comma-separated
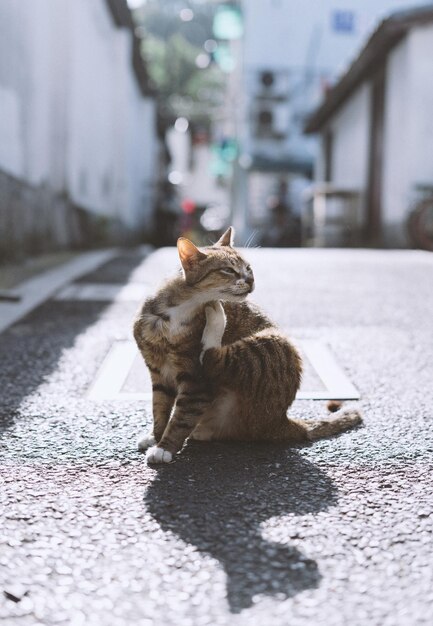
(133, 227, 362, 463)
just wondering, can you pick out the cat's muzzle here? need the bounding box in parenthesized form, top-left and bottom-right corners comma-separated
(234, 284, 254, 297)
(244, 279, 255, 293)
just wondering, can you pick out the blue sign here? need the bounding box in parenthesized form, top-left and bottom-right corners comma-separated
(332, 10, 355, 33)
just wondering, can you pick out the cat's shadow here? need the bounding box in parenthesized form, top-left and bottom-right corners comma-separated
(144, 441, 337, 613)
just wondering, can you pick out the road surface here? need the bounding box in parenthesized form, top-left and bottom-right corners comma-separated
(1, 247, 432, 625)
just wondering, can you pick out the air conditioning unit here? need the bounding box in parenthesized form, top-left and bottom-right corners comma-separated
(253, 101, 290, 140)
(254, 69, 289, 99)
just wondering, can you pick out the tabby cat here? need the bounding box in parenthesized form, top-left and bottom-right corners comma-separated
(133, 227, 361, 463)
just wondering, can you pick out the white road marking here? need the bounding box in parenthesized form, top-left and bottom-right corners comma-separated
(0, 249, 119, 335)
(296, 340, 360, 400)
(88, 339, 360, 401)
(55, 283, 149, 302)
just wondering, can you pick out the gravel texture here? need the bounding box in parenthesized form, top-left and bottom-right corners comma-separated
(0, 247, 432, 626)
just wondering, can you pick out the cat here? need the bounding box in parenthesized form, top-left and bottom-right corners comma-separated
(133, 226, 362, 464)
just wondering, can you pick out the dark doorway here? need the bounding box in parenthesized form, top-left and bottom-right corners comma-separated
(366, 65, 386, 244)
(324, 130, 334, 182)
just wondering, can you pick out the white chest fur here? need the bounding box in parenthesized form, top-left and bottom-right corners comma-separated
(166, 301, 194, 336)
(166, 290, 221, 337)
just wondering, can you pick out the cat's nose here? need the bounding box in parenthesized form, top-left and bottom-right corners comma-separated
(245, 276, 255, 291)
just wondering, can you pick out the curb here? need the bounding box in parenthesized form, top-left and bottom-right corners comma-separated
(0, 248, 120, 335)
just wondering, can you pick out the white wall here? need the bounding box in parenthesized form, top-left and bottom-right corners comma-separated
(382, 23, 433, 240)
(381, 37, 412, 233)
(0, 0, 52, 184)
(0, 0, 156, 236)
(406, 24, 433, 186)
(317, 37, 411, 241)
(125, 81, 158, 230)
(313, 83, 371, 235)
(315, 21, 433, 244)
(329, 83, 371, 190)
(68, 0, 123, 218)
(66, 0, 157, 231)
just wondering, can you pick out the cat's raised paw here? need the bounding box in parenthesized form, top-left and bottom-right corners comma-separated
(137, 433, 156, 452)
(200, 301, 226, 363)
(145, 446, 173, 464)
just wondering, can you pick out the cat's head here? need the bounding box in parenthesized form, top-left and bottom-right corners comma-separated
(177, 227, 254, 301)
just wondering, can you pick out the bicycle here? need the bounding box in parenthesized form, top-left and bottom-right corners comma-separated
(407, 183, 433, 251)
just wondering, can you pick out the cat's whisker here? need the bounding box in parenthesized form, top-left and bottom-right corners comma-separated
(244, 232, 253, 247)
(244, 230, 258, 249)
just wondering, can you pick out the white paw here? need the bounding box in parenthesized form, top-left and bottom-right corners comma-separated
(200, 301, 226, 363)
(145, 446, 173, 464)
(137, 433, 156, 452)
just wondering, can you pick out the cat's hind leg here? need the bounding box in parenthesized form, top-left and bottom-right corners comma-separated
(278, 408, 362, 444)
(189, 391, 238, 441)
(189, 422, 214, 441)
(299, 407, 362, 441)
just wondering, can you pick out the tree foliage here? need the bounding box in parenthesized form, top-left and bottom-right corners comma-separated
(133, 0, 226, 124)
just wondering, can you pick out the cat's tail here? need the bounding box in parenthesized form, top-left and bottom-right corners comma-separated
(301, 407, 362, 441)
(326, 399, 343, 413)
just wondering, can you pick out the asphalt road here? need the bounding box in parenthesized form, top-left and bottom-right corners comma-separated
(1, 247, 432, 626)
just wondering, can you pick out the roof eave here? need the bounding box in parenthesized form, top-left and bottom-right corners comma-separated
(105, 0, 156, 98)
(304, 5, 433, 134)
(132, 37, 157, 98)
(105, 0, 134, 29)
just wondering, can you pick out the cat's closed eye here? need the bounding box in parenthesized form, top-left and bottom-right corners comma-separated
(220, 268, 238, 276)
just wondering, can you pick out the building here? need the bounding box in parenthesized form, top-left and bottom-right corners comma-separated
(0, 0, 158, 261)
(230, 0, 430, 244)
(305, 5, 433, 247)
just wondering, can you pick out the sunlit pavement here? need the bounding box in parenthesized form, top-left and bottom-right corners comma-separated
(1, 247, 432, 626)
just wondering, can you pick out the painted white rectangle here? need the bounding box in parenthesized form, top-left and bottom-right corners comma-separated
(88, 339, 360, 402)
(296, 340, 360, 400)
(88, 341, 141, 400)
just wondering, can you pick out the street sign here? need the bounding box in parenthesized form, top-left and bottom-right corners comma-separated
(332, 10, 355, 34)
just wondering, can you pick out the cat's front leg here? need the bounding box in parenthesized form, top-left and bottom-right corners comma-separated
(200, 301, 226, 363)
(145, 382, 211, 464)
(138, 374, 176, 452)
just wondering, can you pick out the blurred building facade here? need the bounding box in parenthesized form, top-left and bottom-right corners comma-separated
(230, 0, 429, 244)
(306, 5, 433, 247)
(0, 0, 158, 261)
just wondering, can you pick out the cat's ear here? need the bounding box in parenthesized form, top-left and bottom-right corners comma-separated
(215, 226, 235, 247)
(177, 237, 207, 270)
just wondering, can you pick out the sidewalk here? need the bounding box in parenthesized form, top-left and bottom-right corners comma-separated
(0, 247, 432, 625)
(0, 252, 80, 291)
(0, 247, 153, 335)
